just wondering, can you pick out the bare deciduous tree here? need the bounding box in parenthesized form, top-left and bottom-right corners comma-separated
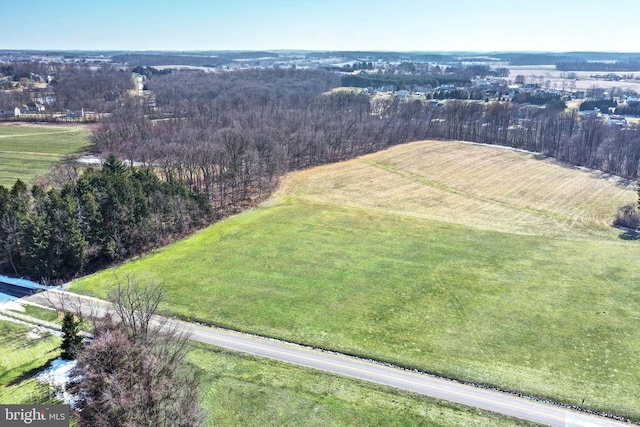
(72, 277, 203, 427)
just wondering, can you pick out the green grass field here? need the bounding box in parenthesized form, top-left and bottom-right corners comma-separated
(0, 123, 90, 187)
(0, 321, 60, 404)
(71, 140, 640, 419)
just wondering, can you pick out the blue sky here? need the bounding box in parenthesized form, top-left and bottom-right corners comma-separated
(6, 0, 640, 52)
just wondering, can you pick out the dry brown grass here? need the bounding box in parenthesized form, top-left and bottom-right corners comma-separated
(273, 140, 636, 239)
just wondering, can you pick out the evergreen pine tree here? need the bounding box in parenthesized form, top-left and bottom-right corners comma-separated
(61, 312, 83, 360)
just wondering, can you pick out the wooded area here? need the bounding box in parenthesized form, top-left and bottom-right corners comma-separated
(3, 67, 640, 280)
(0, 62, 132, 113)
(0, 155, 208, 281)
(96, 68, 640, 182)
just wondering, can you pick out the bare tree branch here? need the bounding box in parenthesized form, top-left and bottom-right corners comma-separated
(72, 275, 203, 427)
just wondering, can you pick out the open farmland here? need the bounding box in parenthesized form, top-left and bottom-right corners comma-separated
(0, 123, 90, 187)
(277, 140, 635, 239)
(72, 140, 640, 419)
(509, 65, 640, 92)
(508, 65, 640, 93)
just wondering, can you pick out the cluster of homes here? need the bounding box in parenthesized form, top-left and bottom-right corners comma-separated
(0, 102, 45, 118)
(0, 105, 85, 119)
(357, 70, 639, 128)
(0, 103, 84, 119)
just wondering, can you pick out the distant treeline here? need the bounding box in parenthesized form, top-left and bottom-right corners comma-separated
(341, 73, 470, 89)
(112, 54, 227, 67)
(615, 103, 640, 117)
(112, 52, 280, 67)
(132, 66, 172, 77)
(323, 61, 374, 72)
(511, 92, 566, 110)
(579, 99, 617, 112)
(503, 53, 576, 66)
(556, 62, 640, 72)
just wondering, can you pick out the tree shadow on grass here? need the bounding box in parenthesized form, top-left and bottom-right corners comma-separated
(5, 355, 59, 387)
(619, 229, 640, 241)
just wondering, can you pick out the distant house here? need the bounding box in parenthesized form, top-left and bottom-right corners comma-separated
(608, 115, 627, 127)
(66, 108, 84, 118)
(396, 90, 409, 98)
(0, 107, 22, 118)
(26, 102, 45, 112)
(35, 95, 56, 105)
(579, 109, 600, 118)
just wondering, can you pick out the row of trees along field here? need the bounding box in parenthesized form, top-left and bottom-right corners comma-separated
(4, 68, 640, 280)
(0, 155, 208, 281)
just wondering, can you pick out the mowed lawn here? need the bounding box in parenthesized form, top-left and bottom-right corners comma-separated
(72, 140, 640, 419)
(0, 123, 90, 187)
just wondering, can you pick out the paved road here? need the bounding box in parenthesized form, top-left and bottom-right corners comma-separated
(24, 289, 633, 427)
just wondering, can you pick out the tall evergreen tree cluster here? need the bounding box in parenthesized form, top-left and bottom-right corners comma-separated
(0, 155, 208, 281)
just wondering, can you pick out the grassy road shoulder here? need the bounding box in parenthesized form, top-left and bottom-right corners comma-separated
(0, 320, 531, 426)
